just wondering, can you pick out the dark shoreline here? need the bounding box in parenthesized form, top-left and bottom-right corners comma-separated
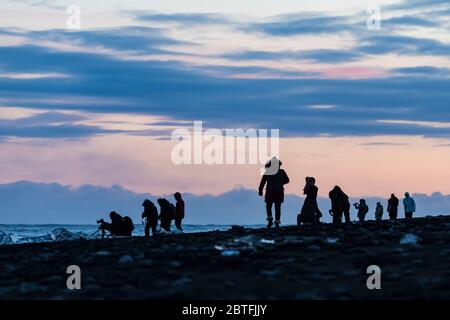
(1, 216, 449, 299)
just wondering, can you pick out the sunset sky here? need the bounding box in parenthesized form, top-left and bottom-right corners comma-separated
(1, 0, 449, 201)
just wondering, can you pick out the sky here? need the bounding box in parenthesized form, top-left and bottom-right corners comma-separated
(0, 0, 449, 222)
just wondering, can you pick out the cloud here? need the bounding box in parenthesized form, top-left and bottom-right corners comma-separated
(358, 34, 450, 57)
(1, 42, 450, 138)
(223, 49, 362, 63)
(134, 12, 232, 26)
(383, 16, 438, 28)
(0, 181, 448, 224)
(246, 13, 357, 36)
(394, 66, 450, 77)
(0, 0, 449, 140)
(0, 111, 125, 138)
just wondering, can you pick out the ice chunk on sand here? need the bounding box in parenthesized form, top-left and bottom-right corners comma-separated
(400, 233, 420, 245)
(0, 232, 13, 245)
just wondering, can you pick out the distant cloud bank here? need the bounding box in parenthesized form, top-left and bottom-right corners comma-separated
(0, 181, 448, 224)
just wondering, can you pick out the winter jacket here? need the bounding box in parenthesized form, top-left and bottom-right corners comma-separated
(259, 169, 289, 193)
(403, 197, 416, 213)
(375, 204, 384, 221)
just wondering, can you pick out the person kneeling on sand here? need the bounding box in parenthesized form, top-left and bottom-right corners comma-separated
(258, 157, 290, 228)
(174, 192, 185, 231)
(142, 199, 158, 239)
(157, 198, 176, 232)
(298, 177, 322, 225)
(354, 199, 369, 223)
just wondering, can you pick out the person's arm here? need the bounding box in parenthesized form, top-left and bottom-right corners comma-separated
(282, 170, 290, 185)
(412, 198, 416, 212)
(258, 175, 267, 196)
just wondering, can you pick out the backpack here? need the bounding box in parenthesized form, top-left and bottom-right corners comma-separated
(123, 216, 135, 234)
(168, 203, 176, 220)
(142, 203, 157, 219)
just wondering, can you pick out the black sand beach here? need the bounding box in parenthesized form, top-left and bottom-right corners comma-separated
(1, 216, 450, 299)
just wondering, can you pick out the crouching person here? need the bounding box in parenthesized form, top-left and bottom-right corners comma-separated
(142, 199, 158, 239)
(99, 211, 134, 236)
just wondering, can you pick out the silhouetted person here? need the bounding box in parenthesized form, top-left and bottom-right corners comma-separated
(99, 211, 134, 236)
(142, 199, 158, 238)
(259, 157, 290, 228)
(354, 199, 369, 223)
(174, 192, 185, 231)
(375, 202, 384, 222)
(403, 192, 416, 219)
(341, 190, 351, 224)
(157, 198, 176, 232)
(299, 177, 322, 225)
(387, 194, 399, 221)
(329, 186, 344, 225)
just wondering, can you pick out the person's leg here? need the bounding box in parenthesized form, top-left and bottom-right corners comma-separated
(175, 217, 182, 231)
(152, 224, 157, 237)
(332, 211, 338, 224)
(297, 213, 302, 226)
(274, 202, 281, 227)
(266, 202, 273, 228)
(162, 221, 170, 232)
(344, 210, 351, 224)
(334, 210, 342, 225)
(145, 222, 150, 239)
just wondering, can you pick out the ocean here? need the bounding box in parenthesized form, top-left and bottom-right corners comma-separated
(0, 224, 264, 245)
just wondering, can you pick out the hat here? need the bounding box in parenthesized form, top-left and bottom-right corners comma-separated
(265, 157, 282, 168)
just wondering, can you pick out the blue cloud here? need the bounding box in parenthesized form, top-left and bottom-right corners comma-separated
(0, 111, 125, 138)
(0, 181, 448, 224)
(394, 66, 450, 77)
(246, 14, 356, 36)
(1, 42, 450, 138)
(383, 16, 439, 28)
(223, 49, 362, 63)
(358, 34, 450, 56)
(134, 12, 232, 25)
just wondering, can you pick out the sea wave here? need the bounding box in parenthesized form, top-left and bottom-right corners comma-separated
(0, 224, 249, 245)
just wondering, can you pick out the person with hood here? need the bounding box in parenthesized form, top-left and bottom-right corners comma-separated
(403, 192, 416, 219)
(174, 192, 185, 231)
(299, 177, 323, 225)
(329, 185, 345, 225)
(354, 199, 369, 223)
(387, 194, 399, 221)
(142, 199, 159, 238)
(157, 198, 176, 232)
(258, 157, 290, 228)
(375, 202, 384, 222)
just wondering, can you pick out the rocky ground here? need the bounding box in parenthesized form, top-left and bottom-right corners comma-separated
(1, 216, 450, 299)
